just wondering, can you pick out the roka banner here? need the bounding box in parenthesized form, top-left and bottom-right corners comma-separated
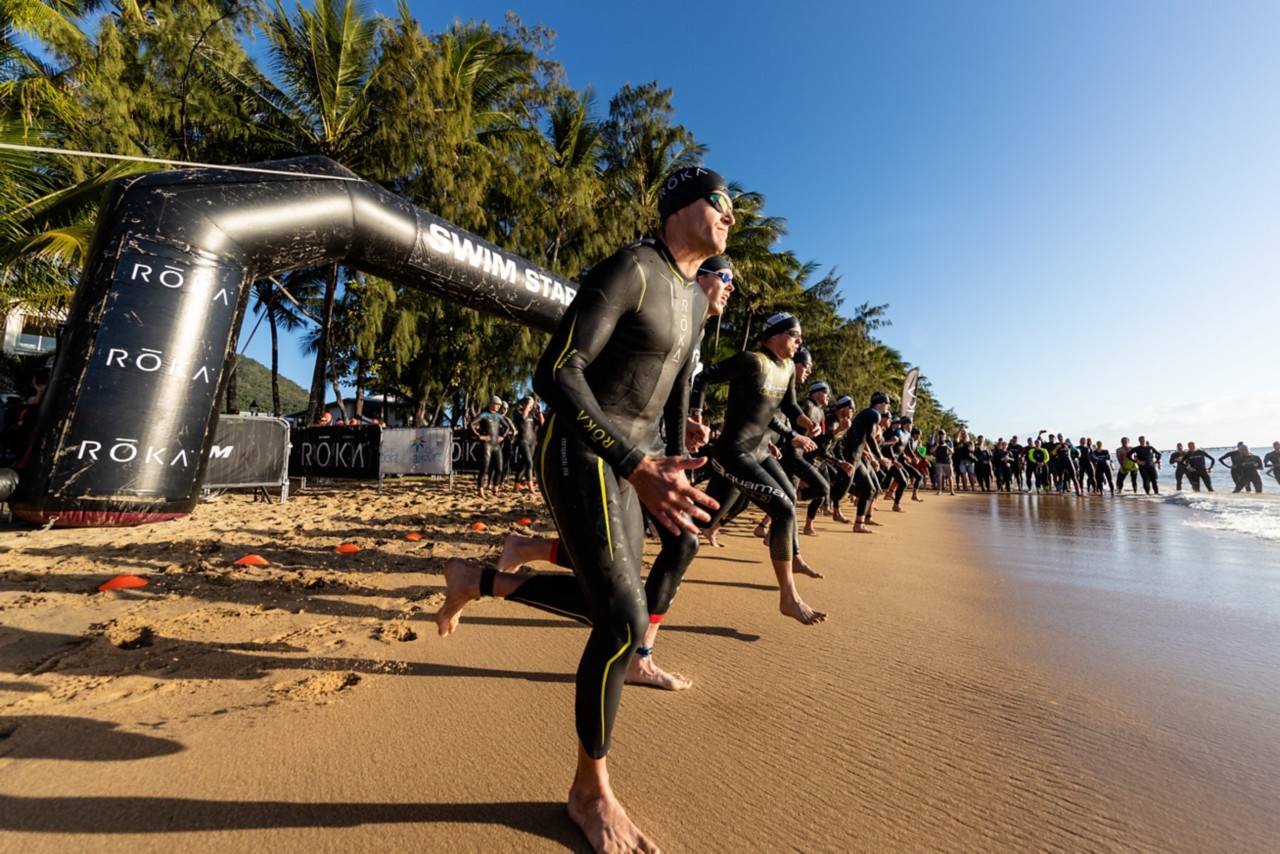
(289, 425, 381, 480)
(203, 414, 291, 492)
(380, 428, 452, 476)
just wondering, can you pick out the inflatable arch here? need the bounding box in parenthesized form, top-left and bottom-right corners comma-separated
(9, 156, 578, 527)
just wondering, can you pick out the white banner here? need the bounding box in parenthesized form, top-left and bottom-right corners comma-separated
(379, 427, 452, 475)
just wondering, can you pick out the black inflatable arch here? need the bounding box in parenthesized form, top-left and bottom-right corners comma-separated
(11, 156, 577, 526)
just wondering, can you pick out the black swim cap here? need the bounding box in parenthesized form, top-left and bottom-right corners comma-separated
(762, 311, 800, 338)
(870, 390, 890, 406)
(793, 347, 813, 366)
(657, 166, 728, 220)
(699, 254, 733, 274)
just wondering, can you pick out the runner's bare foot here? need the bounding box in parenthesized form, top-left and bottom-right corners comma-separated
(832, 510, 850, 524)
(703, 524, 723, 548)
(793, 557, 824, 579)
(852, 522, 874, 534)
(435, 558, 481, 636)
(864, 519, 882, 526)
(626, 654, 693, 690)
(753, 522, 769, 539)
(780, 593, 827, 625)
(497, 532, 535, 572)
(802, 521, 817, 536)
(912, 496, 924, 502)
(567, 783, 660, 854)
(892, 504, 904, 512)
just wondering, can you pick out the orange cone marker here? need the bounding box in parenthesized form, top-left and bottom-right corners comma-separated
(98, 574, 148, 591)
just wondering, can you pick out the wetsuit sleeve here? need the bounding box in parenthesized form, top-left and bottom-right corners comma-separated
(532, 252, 649, 477)
(1217, 452, 1233, 466)
(779, 371, 804, 424)
(769, 411, 797, 443)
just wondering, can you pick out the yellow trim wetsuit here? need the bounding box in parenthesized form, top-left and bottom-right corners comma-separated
(692, 349, 805, 561)
(504, 238, 707, 759)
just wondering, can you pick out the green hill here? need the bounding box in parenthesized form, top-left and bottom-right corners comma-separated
(231, 355, 309, 415)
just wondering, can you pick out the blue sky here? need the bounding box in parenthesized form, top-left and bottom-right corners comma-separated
(245, 0, 1279, 447)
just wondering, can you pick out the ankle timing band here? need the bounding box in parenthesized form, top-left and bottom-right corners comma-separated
(636, 646, 652, 659)
(479, 567, 497, 597)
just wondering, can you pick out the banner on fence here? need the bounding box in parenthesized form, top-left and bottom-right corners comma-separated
(380, 428, 452, 476)
(203, 414, 291, 491)
(289, 425, 381, 480)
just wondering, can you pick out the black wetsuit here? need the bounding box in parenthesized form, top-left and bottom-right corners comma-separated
(470, 409, 511, 490)
(992, 446, 1012, 491)
(693, 349, 805, 561)
(1091, 449, 1115, 494)
(493, 237, 707, 760)
(1219, 450, 1264, 493)
(1264, 450, 1280, 487)
(1026, 445, 1050, 491)
(1183, 449, 1215, 492)
(974, 445, 993, 492)
(842, 408, 884, 517)
(1169, 449, 1188, 491)
(1007, 441, 1025, 490)
(1130, 444, 1162, 494)
(792, 396, 832, 522)
(511, 406, 541, 484)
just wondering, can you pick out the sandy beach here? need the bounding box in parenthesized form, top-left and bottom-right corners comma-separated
(2, 482, 1277, 852)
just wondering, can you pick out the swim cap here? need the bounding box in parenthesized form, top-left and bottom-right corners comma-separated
(657, 167, 729, 220)
(490, 395, 502, 405)
(809, 381, 829, 393)
(699, 254, 733, 274)
(870, 390, 890, 406)
(793, 347, 813, 366)
(834, 395, 854, 409)
(762, 312, 800, 338)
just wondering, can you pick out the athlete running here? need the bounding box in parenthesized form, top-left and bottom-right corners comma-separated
(692, 311, 826, 624)
(1184, 441, 1215, 492)
(436, 165, 732, 854)
(845, 391, 892, 532)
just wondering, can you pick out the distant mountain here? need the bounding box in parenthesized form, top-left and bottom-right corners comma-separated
(232, 355, 309, 415)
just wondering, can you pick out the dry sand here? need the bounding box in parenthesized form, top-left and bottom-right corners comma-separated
(0, 482, 1274, 852)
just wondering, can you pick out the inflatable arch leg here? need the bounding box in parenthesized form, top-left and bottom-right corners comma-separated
(10, 156, 578, 527)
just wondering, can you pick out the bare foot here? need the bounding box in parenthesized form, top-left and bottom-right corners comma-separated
(497, 532, 534, 572)
(780, 593, 827, 625)
(793, 557, 824, 579)
(852, 522, 875, 534)
(703, 524, 724, 548)
(802, 521, 817, 536)
(892, 504, 904, 512)
(912, 496, 924, 502)
(435, 558, 481, 637)
(864, 519, 882, 526)
(567, 785, 660, 854)
(626, 655, 693, 690)
(832, 510, 850, 524)
(753, 522, 769, 539)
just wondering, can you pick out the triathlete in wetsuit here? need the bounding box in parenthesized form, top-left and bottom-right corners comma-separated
(436, 165, 733, 854)
(1183, 442, 1214, 492)
(821, 395, 856, 520)
(1077, 436, 1097, 492)
(779, 349, 831, 537)
(1169, 443, 1188, 491)
(510, 397, 542, 491)
(992, 440, 1012, 492)
(1026, 440, 1051, 492)
(1092, 442, 1116, 495)
(1007, 436, 1025, 491)
(1219, 444, 1264, 493)
(844, 391, 892, 532)
(1116, 438, 1139, 493)
(1265, 442, 1280, 488)
(973, 437, 993, 492)
(470, 397, 511, 496)
(1129, 436, 1162, 495)
(693, 312, 826, 624)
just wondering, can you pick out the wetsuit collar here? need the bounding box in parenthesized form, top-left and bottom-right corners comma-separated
(649, 236, 700, 286)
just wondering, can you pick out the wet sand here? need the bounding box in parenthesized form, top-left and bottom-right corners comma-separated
(1, 483, 1277, 851)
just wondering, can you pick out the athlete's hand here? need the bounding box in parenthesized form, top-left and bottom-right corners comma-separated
(791, 434, 817, 453)
(628, 454, 719, 535)
(838, 461, 854, 475)
(685, 417, 711, 452)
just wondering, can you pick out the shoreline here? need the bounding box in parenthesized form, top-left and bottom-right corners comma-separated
(1, 484, 1277, 850)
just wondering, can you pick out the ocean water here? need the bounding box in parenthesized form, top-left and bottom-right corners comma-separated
(948, 488, 1280, 745)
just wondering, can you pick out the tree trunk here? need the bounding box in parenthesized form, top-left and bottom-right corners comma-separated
(268, 303, 282, 417)
(305, 262, 340, 424)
